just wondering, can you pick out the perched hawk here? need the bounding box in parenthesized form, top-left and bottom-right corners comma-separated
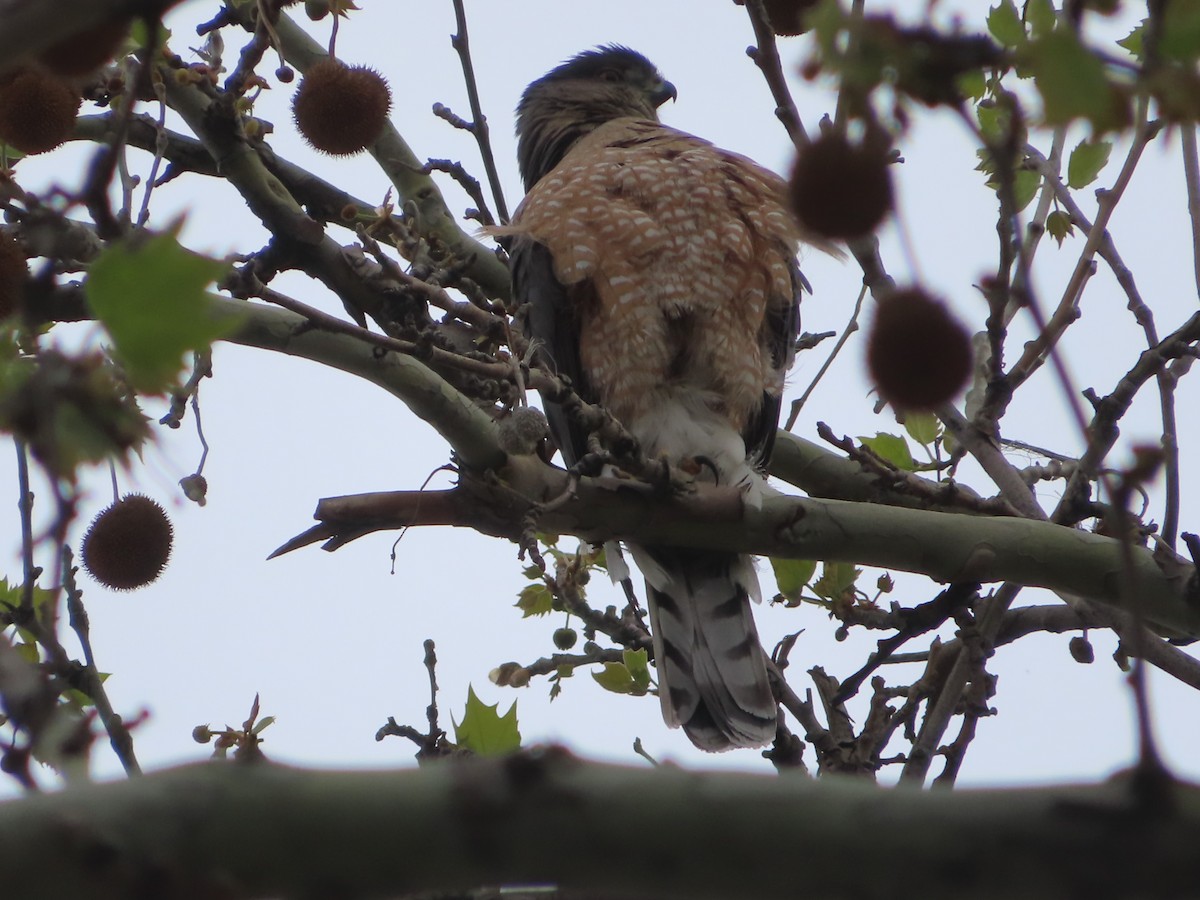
(505, 46, 806, 751)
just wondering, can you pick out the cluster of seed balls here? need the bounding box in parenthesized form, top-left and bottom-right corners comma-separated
(763, 0, 973, 412)
(14, 2, 966, 595)
(788, 127, 973, 412)
(0, 20, 131, 320)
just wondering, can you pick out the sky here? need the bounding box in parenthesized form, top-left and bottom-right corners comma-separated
(3, 1, 1199, 790)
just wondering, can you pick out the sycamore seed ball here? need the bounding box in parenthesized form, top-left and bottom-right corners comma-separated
(305, 0, 332, 21)
(789, 131, 894, 240)
(553, 627, 578, 651)
(81, 494, 174, 591)
(38, 19, 130, 77)
(292, 59, 391, 156)
(0, 65, 82, 155)
(761, 0, 821, 36)
(866, 288, 972, 411)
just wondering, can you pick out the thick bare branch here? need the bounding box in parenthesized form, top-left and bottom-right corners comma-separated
(2, 756, 1199, 900)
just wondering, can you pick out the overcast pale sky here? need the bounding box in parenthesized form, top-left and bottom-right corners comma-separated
(3, 1, 1198, 789)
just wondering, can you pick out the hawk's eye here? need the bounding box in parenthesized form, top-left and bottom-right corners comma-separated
(599, 69, 624, 84)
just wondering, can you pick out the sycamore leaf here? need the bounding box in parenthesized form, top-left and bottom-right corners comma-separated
(1025, 0, 1056, 39)
(771, 557, 817, 603)
(1046, 210, 1074, 246)
(623, 648, 651, 692)
(812, 561, 862, 602)
(1118, 21, 1145, 60)
(0, 577, 21, 611)
(14, 642, 38, 664)
(904, 412, 941, 446)
(1067, 139, 1112, 189)
(86, 228, 239, 394)
(987, 1, 1024, 48)
(957, 69, 987, 103)
(592, 657, 650, 695)
(0, 577, 55, 613)
(1161, 5, 1200, 63)
(515, 582, 554, 618)
(128, 18, 169, 51)
(452, 685, 520, 755)
(976, 104, 1004, 141)
(1016, 168, 1042, 212)
(860, 432, 916, 471)
(1025, 31, 1130, 131)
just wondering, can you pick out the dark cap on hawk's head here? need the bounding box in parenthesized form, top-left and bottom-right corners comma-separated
(516, 45, 677, 190)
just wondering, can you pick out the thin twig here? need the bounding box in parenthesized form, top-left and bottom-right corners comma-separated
(62, 548, 142, 776)
(741, 0, 809, 151)
(448, 0, 509, 223)
(13, 440, 39, 613)
(1180, 124, 1200, 301)
(1008, 101, 1157, 386)
(786, 284, 866, 430)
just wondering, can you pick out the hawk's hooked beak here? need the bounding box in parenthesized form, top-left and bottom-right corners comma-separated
(650, 79, 678, 108)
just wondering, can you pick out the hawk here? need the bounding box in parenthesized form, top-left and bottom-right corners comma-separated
(504, 46, 806, 751)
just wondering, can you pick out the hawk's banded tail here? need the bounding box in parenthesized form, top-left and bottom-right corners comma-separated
(633, 545, 777, 751)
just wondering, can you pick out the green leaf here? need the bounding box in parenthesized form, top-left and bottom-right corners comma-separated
(1117, 21, 1145, 60)
(452, 685, 520, 755)
(592, 661, 637, 694)
(86, 228, 238, 394)
(14, 642, 38, 664)
(623, 648, 651, 692)
(0, 142, 27, 165)
(812, 561, 862, 602)
(1162, 5, 1200, 63)
(1025, 0, 1056, 39)
(771, 557, 817, 603)
(1012, 168, 1040, 212)
(515, 582, 553, 618)
(1025, 31, 1129, 130)
(957, 69, 987, 103)
(987, 1, 1025, 47)
(1046, 209, 1074, 246)
(860, 432, 916, 471)
(129, 18, 170, 51)
(904, 412, 941, 446)
(0, 577, 20, 611)
(1067, 139, 1112, 189)
(976, 104, 1004, 141)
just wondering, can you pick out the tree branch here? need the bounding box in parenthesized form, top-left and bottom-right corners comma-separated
(280, 454, 1200, 639)
(1, 756, 1198, 900)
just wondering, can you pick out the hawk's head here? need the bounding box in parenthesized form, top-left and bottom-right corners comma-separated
(516, 46, 677, 190)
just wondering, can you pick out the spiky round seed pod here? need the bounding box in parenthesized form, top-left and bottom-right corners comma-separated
(81, 494, 173, 591)
(762, 0, 820, 36)
(292, 59, 391, 156)
(38, 19, 130, 77)
(0, 231, 26, 320)
(0, 65, 82, 155)
(789, 131, 894, 240)
(866, 288, 972, 411)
